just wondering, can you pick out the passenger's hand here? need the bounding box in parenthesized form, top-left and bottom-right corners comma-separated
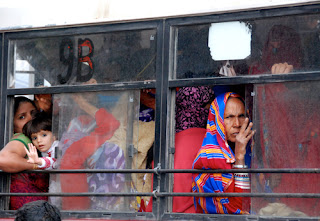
(35, 94, 52, 113)
(234, 118, 255, 163)
(25, 143, 41, 165)
(71, 94, 98, 117)
(71, 94, 88, 110)
(72, 78, 99, 116)
(219, 62, 237, 76)
(83, 78, 97, 85)
(71, 78, 98, 109)
(142, 88, 156, 95)
(141, 89, 156, 109)
(271, 62, 293, 74)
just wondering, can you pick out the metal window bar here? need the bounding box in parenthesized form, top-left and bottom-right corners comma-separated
(0, 168, 319, 198)
(0, 168, 317, 173)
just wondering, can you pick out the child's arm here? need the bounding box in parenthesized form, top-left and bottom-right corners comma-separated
(25, 143, 57, 170)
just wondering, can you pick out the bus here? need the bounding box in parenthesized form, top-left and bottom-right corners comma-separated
(0, 0, 319, 220)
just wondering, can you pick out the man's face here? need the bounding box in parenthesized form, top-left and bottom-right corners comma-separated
(31, 130, 55, 153)
(224, 98, 246, 142)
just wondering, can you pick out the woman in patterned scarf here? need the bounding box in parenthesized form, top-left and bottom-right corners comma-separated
(192, 92, 255, 214)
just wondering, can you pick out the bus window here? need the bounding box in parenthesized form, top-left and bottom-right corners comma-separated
(8, 29, 157, 88)
(49, 89, 155, 211)
(171, 84, 252, 214)
(173, 13, 320, 79)
(251, 80, 320, 217)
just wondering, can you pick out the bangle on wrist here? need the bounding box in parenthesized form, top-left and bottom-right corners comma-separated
(233, 164, 248, 169)
(33, 164, 38, 170)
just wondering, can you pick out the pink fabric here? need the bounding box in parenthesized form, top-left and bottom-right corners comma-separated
(175, 86, 214, 133)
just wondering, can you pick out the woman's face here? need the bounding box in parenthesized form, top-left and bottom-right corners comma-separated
(13, 102, 36, 133)
(224, 98, 246, 143)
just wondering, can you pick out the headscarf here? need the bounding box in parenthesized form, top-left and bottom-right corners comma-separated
(192, 92, 250, 214)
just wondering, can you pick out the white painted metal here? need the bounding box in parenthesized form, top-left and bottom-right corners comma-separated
(0, 0, 319, 31)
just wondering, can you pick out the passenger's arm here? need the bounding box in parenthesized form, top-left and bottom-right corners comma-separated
(227, 178, 250, 214)
(0, 140, 34, 173)
(25, 143, 56, 170)
(72, 94, 98, 118)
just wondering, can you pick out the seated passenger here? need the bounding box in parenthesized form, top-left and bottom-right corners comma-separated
(56, 79, 123, 210)
(141, 86, 214, 213)
(173, 86, 214, 213)
(192, 92, 254, 214)
(249, 25, 320, 216)
(58, 92, 124, 210)
(252, 81, 320, 216)
(129, 89, 155, 212)
(249, 24, 302, 75)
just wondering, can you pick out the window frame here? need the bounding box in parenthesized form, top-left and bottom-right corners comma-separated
(0, 3, 319, 220)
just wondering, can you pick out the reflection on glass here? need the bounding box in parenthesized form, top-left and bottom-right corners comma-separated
(51, 90, 139, 211)
(49, 89, 155, 211)
(251, 81, 320, 217)
(174, 13, 320, 79)
(8, 29, 157, 88)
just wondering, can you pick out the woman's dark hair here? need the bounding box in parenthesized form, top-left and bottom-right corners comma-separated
(14, 96, 37, 115)
(23, 111, 52, 139)
(15, 200, 61, 221)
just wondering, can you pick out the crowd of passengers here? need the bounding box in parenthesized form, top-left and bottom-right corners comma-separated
(0, 22, 319, 217)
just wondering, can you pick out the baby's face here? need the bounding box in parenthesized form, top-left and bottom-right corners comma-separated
(31, 130, 55, 153)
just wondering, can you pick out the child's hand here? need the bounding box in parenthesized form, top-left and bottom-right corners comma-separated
(25, 143, 41, 165)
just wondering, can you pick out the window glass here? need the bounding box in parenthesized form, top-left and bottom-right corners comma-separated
(173, 13, 320, 79)
(172, 84, 249, 213)
(50, 89, 155, 211)
(8, 29, 157, 88)
(251, 81, 320, 217)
